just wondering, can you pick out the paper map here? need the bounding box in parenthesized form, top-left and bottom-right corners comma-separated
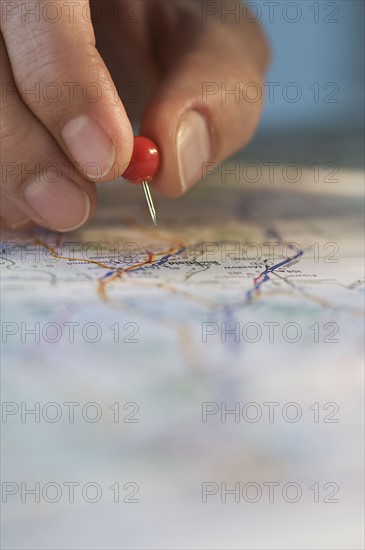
(1, 165, 364, 549)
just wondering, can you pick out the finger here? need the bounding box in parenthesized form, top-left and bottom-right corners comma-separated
(141, 1, 269, 197)
(0, 37, 96, 232)
(0, 194, 34, 230)
(1, 0, 133, 181)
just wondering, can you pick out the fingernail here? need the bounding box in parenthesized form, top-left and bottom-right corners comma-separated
(177, 110, 211, 191)
(61, 115, 116, 179)
(24, 175, 90, 232)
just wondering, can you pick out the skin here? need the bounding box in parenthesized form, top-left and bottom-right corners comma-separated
(0, 0, 270, 231)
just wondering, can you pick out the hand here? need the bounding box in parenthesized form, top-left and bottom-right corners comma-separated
(0, 0, 269, 231)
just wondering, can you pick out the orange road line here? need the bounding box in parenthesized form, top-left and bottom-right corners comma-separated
(35, 240, 184, 272)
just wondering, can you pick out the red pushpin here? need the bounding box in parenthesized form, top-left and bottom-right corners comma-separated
(122, 136, 160, 226)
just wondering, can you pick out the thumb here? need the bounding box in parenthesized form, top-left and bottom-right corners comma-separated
(141, 9, 269, 197)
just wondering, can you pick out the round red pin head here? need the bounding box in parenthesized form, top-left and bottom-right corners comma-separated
(122, 136, 160, 184)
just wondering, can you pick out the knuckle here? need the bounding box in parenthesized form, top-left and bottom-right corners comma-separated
(13, 43, 100, 108)
(15, 50, 67, 92)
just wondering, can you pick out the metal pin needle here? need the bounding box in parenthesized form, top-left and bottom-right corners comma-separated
(141, 180, 157, 227)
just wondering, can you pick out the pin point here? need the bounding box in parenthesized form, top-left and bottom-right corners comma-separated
(122, 136, 160, 226)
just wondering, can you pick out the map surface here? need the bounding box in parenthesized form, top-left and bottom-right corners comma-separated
(1, 166, 364, 549)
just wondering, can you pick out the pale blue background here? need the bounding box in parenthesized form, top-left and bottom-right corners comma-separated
(256, 0, 364, 132)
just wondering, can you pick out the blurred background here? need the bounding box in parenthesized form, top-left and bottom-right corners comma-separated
(245, 0, 364, 166)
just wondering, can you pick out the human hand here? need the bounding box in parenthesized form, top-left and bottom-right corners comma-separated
(0, 0, 269, 231)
